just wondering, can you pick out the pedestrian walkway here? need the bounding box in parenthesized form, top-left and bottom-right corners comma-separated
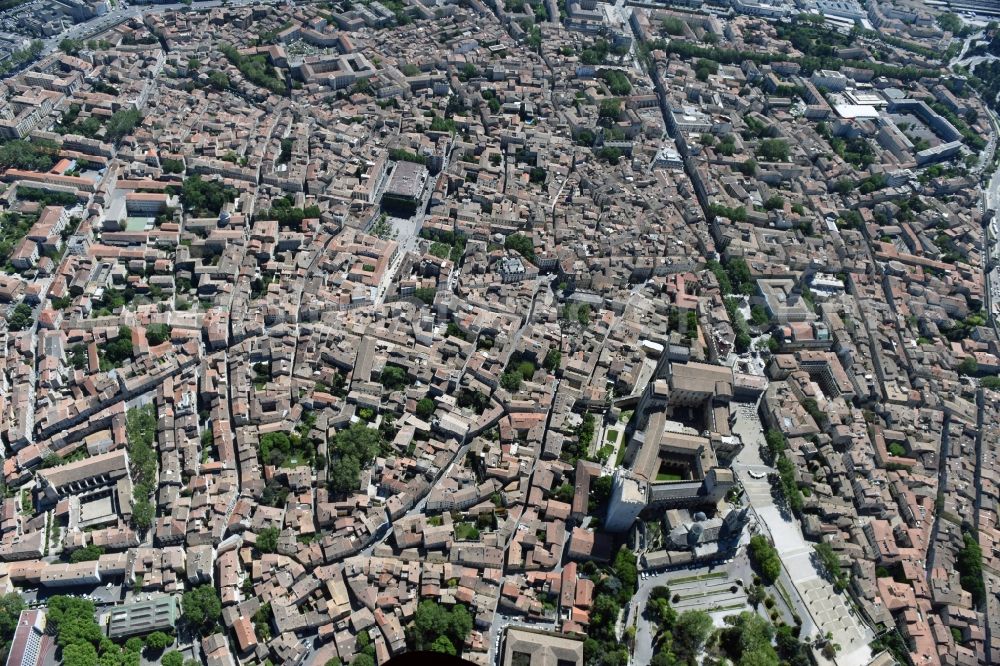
(732, 402, 874, 666)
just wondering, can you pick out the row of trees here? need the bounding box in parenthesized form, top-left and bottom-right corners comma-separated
(748, 535, 782, 585)
(657, 36, 938, 82)
(763, 429, 804, 515)
(582, 548, 639, 666)
(957, 529, 986, 608)
(126, 404, 158, 530)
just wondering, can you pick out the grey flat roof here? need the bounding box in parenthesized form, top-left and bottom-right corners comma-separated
(385, 160, 427, 199)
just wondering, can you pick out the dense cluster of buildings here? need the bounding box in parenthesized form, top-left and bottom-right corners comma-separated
(0, 0, 995, 665)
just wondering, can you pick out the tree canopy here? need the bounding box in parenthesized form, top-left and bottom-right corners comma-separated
(416, 397, 436, 419)
(748, 535, 781, 585)
(958, 530, 986, 607)
(161, 652, 184, 666)
(406, 601, 472, 654)
(0, 592, 25, 656)
(144, 631, 172, 651)
(257, 526, 280, 553)
(182, 584, 222, 634)
(329, 423, 382, 494)
(718, 612, 778, 665)
(176, 175, 237, 216)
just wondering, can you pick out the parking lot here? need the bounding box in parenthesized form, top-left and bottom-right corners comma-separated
(23, 581, 124, 609)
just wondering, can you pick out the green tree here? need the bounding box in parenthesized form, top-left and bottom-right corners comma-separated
(958, 356, 978, 375)
(146, 324, 171, 346)
(413, 287, 437, 305)
(329, 456, 361, 494)
(757, 138, 789, 162)
(162, 158, 184, 174)
(747, 583, 766, 609)
(543, 348, 562, 372)
(7, 303, 33, 331)
(182, 585, 222, 633)
(177, 175, 237, 216)
(719, 612, 776, 664)
(662, 16, 685, 35)
(61, 642, 98, 666)
(748, 535, 781, 585)
(416, 397, 436, 419)
(981, 376, 1000, 390)
(957, 530, 986, 607)
(407, 601, 472, 654)
(775, 624, 809, 666)
(500, 371, 522, 392)
(70, 545, 104, 563)
(599, 99, 622, 120)
(430, 635, 457, 655)
(60, 38, 83, 54)
(612, 548, 638, 599)
(257, 526, 279, 553)
(161, 652, 184, 666)
(48, 596, 101, 650)
(329, 423, 381, 494)
(504, 233, 535, 261)
(0, 593, 25, 646)
(814, 542, 847, 591)
(937, 12, 963, 33)
(695, 58, 719, 81)
(219, 42, 287, 94)
(672, 611, 714, 664)
(144, 631, 172, 651)
(763, 429, 786, 462)
(591, 475, 612, 504)
(0, 139, 58, 171)
(105, 109, 142, 143)
(132, 498, 154, 530)
(553, 483, 574, 503)
(577, 412, 596, 449)
(379, 365, 408, 391)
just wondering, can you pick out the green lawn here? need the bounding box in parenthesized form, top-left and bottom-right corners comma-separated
(670, 571, 727, 585)
(605, 428, 620, 443)
(615, 441, 628, 466)
(656, 472, 683, 482)
(455, 522, 480, 541)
